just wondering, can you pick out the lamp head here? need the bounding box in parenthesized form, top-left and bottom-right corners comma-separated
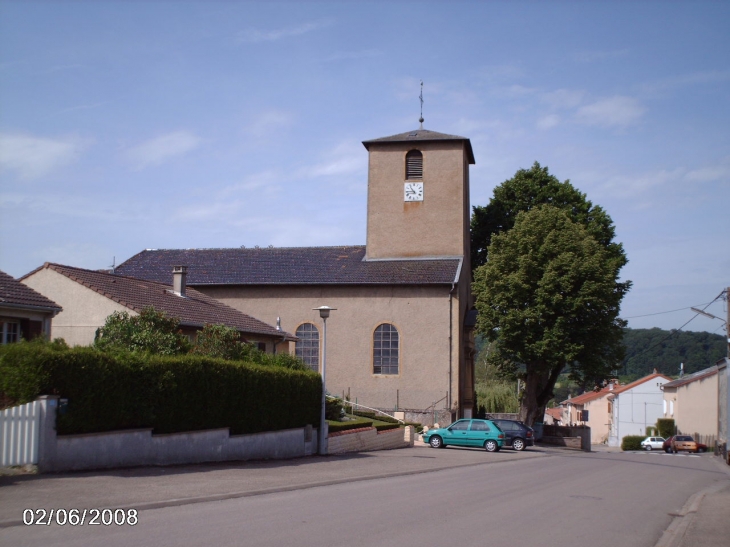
(313, 305, 337, 319)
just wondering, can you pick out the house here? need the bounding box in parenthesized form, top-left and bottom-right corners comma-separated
(718, 357, 729, 464)
(114, 127, 477, 423)
(662, 365, 719, 444)
(544, 406, 564, 426)
(607, 371, 672, 447)
(20, 263, 295, 350)
(0, 268, 61, 344)
(562, 381, 621, 443)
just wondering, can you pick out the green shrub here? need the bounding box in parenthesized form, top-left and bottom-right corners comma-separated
(656, 418, 675, 439)
(621, 435, 645, 451)
(325, 397, 343, 420)
(0, 340, 321, 435)
(95, 307, 189, 355)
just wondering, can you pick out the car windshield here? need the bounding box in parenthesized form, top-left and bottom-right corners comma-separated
(675, 436, 693, 441)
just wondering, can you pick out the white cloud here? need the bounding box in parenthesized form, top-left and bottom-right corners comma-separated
(0, 133, 86, 179)
(297, 141, 366, 179)
(536, 114, 561, 130)
(575, 96, 645, 128)
(123, 131, 201, 170)
(684, 164, 730, 183)
(237, 20, 332, 43)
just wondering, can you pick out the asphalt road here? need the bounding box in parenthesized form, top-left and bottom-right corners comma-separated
(1, 448, 726, 547)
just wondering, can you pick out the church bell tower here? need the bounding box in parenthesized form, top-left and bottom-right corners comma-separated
(361, 128, 475, 263)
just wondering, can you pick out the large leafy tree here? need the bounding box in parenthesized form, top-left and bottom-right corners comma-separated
(471, 162, 621, 270)
(472, 205, 630, 425)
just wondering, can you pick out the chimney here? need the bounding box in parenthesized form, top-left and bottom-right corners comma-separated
(172, 265, 187, 296)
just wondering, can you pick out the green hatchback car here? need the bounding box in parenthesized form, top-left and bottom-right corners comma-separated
(422, 419, 505, 452)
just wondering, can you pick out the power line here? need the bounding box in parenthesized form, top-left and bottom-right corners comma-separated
(623, 301, 718, 319)
(622, 290, 726, 374)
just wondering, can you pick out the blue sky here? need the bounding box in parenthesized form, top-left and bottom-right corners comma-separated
(1, 1, 728, 334)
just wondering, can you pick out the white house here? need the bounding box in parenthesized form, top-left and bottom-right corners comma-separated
(607, 371, 672, 447)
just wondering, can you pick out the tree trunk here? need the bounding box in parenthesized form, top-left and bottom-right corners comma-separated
(519, 363, 563, 426)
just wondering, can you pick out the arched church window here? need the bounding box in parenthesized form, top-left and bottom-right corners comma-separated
(405, 150, 423, 180)
(373, 323, 399, 375)
(295, 323, 320, 372)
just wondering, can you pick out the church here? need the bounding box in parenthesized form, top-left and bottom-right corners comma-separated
(115, 127, 477, 423)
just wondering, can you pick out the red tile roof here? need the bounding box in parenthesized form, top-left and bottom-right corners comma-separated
(24, 263, 293, 340)
(563, 385, 616, 405)
(0, 269, 61, 312)
(612, 372, 672, 394)
(545, 407, 563, 421)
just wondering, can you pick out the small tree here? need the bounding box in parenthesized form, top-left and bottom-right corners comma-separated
(95, 307, 189, 355)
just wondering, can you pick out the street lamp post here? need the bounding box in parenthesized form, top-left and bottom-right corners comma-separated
(314, 306, 336, 455)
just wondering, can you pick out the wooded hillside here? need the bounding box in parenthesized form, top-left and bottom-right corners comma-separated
(620, 328, 726, 379)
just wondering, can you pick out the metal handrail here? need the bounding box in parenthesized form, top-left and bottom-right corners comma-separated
(334, 398, 405, 425)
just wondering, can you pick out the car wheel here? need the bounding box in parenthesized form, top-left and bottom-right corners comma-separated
(645, 445, 652, 451)
(429, 435, 443, 449)
(699, 447, 706, 453)
(484, 440, 498, 452)
(665, 447, 672, 453)
(512, 438, 526, 451)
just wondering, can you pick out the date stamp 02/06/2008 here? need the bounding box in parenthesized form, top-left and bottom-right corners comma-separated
(23, 508, 138, 526)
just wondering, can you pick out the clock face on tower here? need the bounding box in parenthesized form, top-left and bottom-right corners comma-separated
(404, 182, 424, 202)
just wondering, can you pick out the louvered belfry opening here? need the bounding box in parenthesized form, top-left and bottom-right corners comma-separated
(405, 149, 423, 180)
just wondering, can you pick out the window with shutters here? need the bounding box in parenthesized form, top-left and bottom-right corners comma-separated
(373, 323, 399, 375)
(405, 150, 423, 180)
(295, 323, 320, 372)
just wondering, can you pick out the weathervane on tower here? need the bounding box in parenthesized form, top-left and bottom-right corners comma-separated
(419, 80, 424, 129)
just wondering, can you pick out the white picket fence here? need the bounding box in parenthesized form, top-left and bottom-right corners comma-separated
(1, 400, 41, 466)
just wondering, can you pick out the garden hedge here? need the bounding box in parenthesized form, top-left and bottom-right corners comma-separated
(621, 435, 645, 451)
(656, 418, 675, 439)
(0, 341, 321, 436)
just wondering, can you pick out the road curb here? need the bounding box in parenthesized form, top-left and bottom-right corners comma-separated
(654, 479, 728, 547)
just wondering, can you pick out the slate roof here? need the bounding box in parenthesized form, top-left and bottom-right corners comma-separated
(115, 246, 462, 286)
(0, 269, 61, 312)
(362, 128, 475, 164)
(662, 366, 718, 389)
(24, 263, 293, 340)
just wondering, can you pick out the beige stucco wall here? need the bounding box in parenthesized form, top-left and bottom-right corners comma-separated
(585, 397, 611, 443)
(201, 283, 465, 412)
(365, 141, 470, 260)
(22, 268, 130, 346)
(663, 373, 719, 438)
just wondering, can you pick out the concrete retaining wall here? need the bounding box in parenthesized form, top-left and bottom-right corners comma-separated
(35, 396, 318, 473)
(541, 436, 583, 449)
(541, 424, 591, 451)
(328, 426, 414, 455)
